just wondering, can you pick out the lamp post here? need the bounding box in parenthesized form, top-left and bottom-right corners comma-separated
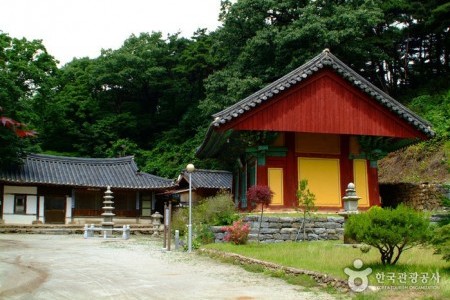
(186, 163, 195, 253)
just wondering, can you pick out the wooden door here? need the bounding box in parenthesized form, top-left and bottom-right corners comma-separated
(44, 196, 66, 224)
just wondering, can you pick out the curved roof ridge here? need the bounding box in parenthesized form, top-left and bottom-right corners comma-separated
(1, 154, 174, 189)
(210, 49, 434, 138)
(187, 169, 232, 173)
(27, 153, 134, 164)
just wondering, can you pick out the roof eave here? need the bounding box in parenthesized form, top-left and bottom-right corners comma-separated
(209, 49, 434, 139)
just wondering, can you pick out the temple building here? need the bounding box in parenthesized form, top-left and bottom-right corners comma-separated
(196, 50, 434, 211)
(0, 154, 174, 224)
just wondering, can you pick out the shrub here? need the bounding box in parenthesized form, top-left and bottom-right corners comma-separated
(345, 204, 431, 265)
(222, 220, 251, 245)
(196, 191, 239, 226)
(171, 191, 238, 248)
(171, 207, 188, 236)
(194, 223, 215, 245)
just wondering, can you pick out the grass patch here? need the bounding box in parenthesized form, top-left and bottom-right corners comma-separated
(204, 241, 450, 299)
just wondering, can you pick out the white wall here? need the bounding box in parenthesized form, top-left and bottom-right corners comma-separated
(65, 197, 72, 224)
(3, 214, 36, 224)
(3, 194, 14, 214)
(26, 196, 37, 214)
(3, 185, 38, 224)
(39, 196, 44, 220)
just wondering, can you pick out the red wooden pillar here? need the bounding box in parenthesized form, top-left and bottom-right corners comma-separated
(285, 132, 297, 208)
(367, 161, 381, 206)
(339, 136, 353, 209)
(257, 164, 267, 186)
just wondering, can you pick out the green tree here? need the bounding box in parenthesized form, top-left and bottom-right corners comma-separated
(0, 32, 57, 168)
(345, 205, 431, 265)
(295, 179, 317, 241)
(432, 224, 450, 261)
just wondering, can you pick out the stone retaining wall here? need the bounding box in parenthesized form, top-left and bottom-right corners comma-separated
(212, 215, 345, 243)
(380, 183, 448, 210)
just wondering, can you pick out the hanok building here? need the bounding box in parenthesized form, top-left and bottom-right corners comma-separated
(175, 169, 233, 205)
(196, 50, 434, 211)
(0, 154, 174, 224)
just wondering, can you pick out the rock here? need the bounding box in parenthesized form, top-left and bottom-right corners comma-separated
(280, 228, 297, 234)
(313, 228, 326, 234)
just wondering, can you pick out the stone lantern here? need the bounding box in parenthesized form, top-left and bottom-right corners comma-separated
(339, 183, 360, 244)
(342, 182, 361, 212)
(151, 211, 163, 235)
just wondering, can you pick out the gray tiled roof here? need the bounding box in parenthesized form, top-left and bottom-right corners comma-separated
(0, 154, 174, 190)
(211, 49, 434, 138)
(180, 169, 232, 190)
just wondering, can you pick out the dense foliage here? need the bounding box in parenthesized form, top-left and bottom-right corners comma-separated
(171, 192, 238, 237)
(1, 0, 449, 177)
(432, 224, 450, 261)
(345, 205, 431, 265)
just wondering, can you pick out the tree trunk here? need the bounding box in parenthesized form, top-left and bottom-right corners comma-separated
(257, 205, 264, 243)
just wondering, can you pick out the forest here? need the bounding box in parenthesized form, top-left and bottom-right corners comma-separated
(1, 0, 449, 180)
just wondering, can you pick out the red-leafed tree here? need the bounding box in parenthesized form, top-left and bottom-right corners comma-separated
(247, 185, 273, 242)
(0, 108, 36, 138)
(0, 107, 37, 170)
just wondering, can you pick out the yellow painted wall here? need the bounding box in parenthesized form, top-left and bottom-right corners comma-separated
(353, 159, 370, 207)
(298, 158, 341, 207)
(295, 133, 340, 154)
(268, 168, 284, 205)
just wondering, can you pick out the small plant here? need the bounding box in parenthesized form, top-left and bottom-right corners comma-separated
(295, 179, 317, 241)
(359, 244, 371, 253)
(222, 220, 251, 245)
(194, 223, 215, 245)
(345, 205, 431, 265)
(246, 185, 273, 242)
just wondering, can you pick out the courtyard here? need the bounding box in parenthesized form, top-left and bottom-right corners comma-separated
(0, 234, 335, 300)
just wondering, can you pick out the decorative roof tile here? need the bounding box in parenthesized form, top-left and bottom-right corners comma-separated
(0, 154, 174, 190)
(179, 169, 232, 190)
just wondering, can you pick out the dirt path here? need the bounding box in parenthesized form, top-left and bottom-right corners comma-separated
(0, 234, 338, 300)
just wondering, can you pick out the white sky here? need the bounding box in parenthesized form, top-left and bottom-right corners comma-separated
(0, 0, 222, 65)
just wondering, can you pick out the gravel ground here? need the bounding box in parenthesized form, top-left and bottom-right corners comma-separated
(0, 234, 338, 300)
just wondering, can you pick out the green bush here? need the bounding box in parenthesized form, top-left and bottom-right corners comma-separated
(345, 205, 431, 265)
(171, 207, 189, 236)
(171, 191, 238, 242)
(194, 191, 239, 226)
(194, 223, 216, 245)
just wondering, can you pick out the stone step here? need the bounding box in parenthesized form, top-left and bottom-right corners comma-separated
(0, 224, 162, 235)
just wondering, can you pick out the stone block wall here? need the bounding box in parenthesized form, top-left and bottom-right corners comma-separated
(212, 215, 344, 243)
(380, 183, 448, 210)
